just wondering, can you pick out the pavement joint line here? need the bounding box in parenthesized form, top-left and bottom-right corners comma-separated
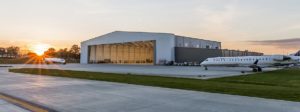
(0, 93, 57, 112)
(0, 65, 13, 67)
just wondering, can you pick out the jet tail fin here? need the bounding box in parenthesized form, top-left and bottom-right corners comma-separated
(249, 59, 259, 68)
(295, 50, 300, 56)
(254, 59, 259, 65)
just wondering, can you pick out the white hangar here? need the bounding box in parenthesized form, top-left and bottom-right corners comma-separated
(80, 31, 222, 65)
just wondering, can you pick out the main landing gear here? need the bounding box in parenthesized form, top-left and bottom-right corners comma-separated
(252, 67, 262, 72)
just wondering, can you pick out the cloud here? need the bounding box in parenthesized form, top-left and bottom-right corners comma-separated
(247, 38, 300, 49)
(193, 0, 241, 39)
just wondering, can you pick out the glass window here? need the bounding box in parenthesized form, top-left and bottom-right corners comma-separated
(185, 43, 189, 47)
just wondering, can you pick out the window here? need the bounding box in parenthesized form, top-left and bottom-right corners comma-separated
(185, 43, 189, 47)
(206, 45, 210, 49)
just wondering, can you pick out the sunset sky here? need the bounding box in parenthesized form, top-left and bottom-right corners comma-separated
(0, 0, 299, 54)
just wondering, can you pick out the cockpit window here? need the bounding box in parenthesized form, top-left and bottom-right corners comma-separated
(205, 59, 208, 61)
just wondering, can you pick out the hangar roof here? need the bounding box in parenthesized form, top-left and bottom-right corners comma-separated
(82, 31, 220, 44)
(82, 31, 174, 43)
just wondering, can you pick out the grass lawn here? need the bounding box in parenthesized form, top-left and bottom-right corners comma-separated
(9, 68, 300, 102)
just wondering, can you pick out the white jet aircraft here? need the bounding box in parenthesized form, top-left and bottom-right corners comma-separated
(289, 51, 300, 66)
(44, 58, 66, 65)
(290, 56, 300, 66)
(200, 55, 293, 72)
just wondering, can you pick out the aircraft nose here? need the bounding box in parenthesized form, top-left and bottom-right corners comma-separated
(283, 56, 291, 61)
(200, 61, 206, 66)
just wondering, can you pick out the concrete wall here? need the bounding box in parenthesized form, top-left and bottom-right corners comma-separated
(175, 47, 222, 63)
(81, 31, 175, 64)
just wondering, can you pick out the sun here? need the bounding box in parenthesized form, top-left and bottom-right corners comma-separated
(30, 43, 50, 56)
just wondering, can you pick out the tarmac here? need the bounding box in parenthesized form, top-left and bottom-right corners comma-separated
(0, 66, 299, 112)
(0, 99, 31, 112)
(7, 64, 280, 79)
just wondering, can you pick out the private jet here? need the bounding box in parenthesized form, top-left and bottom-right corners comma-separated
(44, 58, 67, 65)
(289, 52, 300, 66)
(200, 55, 293, 72)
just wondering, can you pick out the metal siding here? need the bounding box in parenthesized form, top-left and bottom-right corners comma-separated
(175, 47, 222, 63)
(80, 43, 89, 64)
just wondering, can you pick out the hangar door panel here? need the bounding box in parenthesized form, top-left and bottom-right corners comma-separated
(89, 40, 154, 64)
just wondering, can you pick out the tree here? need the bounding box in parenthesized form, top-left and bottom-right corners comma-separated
(13, 47, 20, 58)
(27, 52, 37, 58)
(69, 45, 80, 59)
(44, 48, 56, 57)
(0, 47, 6, 57)
(56, 48, 69, 59)
(6, 46, 20, 58)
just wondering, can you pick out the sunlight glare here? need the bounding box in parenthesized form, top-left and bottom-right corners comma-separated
(30, 43, 50, 56)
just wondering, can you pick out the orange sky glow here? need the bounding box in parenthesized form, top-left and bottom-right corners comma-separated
(0, 0, 299, 55)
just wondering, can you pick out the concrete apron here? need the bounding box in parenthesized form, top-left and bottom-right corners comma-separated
(0, 93, 56, 112)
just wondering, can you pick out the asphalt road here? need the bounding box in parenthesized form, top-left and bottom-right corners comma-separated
(0, 67, 299, 112)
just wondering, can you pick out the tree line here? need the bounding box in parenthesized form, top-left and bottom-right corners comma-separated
(0, 46, 20, 58)
(0, 45, 80, 61)
(43, 45, 80, 60)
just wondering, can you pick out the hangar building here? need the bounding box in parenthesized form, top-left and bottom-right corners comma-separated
(81, 31, 222, 65)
